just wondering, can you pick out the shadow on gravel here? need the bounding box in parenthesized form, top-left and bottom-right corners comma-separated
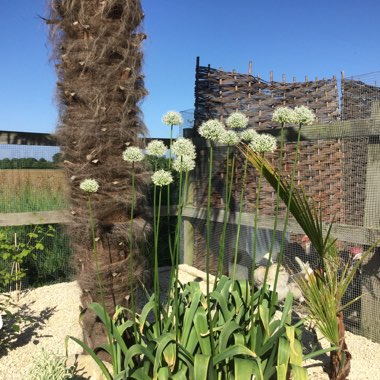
(0, 301, 56, 356)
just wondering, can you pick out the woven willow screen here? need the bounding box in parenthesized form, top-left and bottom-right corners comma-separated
(182, 64, 380, 343)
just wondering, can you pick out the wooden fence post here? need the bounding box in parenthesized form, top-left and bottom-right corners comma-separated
(361, 101, 380, 343)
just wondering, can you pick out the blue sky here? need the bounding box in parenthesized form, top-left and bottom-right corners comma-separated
(1, 0, 379, 138)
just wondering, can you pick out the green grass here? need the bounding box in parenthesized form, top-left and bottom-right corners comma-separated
(0, 169, 68, 213)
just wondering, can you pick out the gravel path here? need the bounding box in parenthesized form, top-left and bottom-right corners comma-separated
(0, 266, 379, 379)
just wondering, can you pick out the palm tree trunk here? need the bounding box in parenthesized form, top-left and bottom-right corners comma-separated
(329, 312, 351, 380)
(48, 0, 149, 349)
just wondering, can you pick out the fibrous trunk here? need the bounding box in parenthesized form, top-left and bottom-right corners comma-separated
(329, 312, 351, 380)
(48, 0, 149, 349)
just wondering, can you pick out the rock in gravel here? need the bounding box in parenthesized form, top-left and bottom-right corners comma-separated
(66, 354, 113, 380)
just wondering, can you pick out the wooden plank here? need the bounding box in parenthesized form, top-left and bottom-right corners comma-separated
(0, 210, 71, 227)
(0, 206, 177, 228)
(181, 206, 380, 247)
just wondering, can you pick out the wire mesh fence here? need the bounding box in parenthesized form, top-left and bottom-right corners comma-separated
(0, 135, 73, 289)
(182, 68, 380, 343)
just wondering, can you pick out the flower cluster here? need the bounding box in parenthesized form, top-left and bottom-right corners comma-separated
(162, 111, 183, 126)
(250, 134, 277, 153)
(146, 140, 167, 157)
(240, 129, 258, 143)
(80, 179, 99, 193)
(272, 107, 296, 124)
(198, 119, 225, 142)
(173, 156, 196, 172)
(272, 105, 316, 126)
(217, 130, 240, 146)
(172, 138, 196, 159)
(226, 112, 249, 129)
(151, 170, 173, 187)
(294, 106, 316, 126)
(122, 146, 145, 163)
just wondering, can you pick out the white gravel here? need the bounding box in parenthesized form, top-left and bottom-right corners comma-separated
(1, 267, 379, 379)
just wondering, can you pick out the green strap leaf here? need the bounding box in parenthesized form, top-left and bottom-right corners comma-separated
(213, 345, 257, 365)
(194, 308, 212, 355)
(194, 354, 212, 380)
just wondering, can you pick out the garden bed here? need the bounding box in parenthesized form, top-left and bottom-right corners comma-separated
(1, 267, 380, 379)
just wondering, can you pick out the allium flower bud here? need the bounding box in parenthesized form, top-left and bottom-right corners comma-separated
(146, 140, 167, 157)
(122, 146, 145, 163)
(80, 179, 99, 193)
(226, 112, 249, 129)
(272, 107, 296, 124)
(198, 119, 225, 142)
(240, 129, 258, 143)
(172, 138, 196, 159)
(162, 111, 183, 126)
(250, 134, 277, 153)
(151, 170, 173, 187)
(217, 130, 240, 146)
(294, 106, 316, 126)
(173, 156, 196, 172)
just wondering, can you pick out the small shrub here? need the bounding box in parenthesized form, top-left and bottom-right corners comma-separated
(27, 349, 73, 380)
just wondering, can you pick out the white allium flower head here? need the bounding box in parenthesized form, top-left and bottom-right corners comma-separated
(250, 133, 277, 153)
(172, 138, 196, 159)
(80, 179, 99, 193)
(146, 140, 167, 157)
(173, 156, 196, 172)
(162, 111, 183, 126)
(226, 112, 249, 129)
(217, 130, 240, 146)
(294, 106, 316, 126)
(198, 119, 225, 142)
(151, 169, 173, 187)
(272, 107, 297, 124)
(122, 146, 145, 163)
(240, 129, 259, 143)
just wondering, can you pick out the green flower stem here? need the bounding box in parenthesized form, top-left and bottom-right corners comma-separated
(250, 157, 264, 351)
(232, 156, 248, 282)
(271, 123, 303, 306)
(206, 144, 216, 356)
(153, 161, 159, 326)
(129, 162, 138, 341)
(173, 162, 184, 342)
(154, 186, 163, 335)
(216, 146, 236, 282)
(262, 124, 286, 304)
(88, 195, 105, 305)
(167, 125, 174, 266)
(88, 194, 116, 371)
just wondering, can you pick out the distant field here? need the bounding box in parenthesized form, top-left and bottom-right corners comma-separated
(0, 169, 68, 213)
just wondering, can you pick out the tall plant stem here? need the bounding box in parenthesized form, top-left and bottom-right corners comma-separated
(216, 146, 236, 282)
(129, 163, 138, 340)
(173, 163, 185, 342)
(88, 195, 116, 370)
(167, 125, 174, 266)
(271, 124, 302, 305)
(262, 125, 286, 303)
(232, 156, 248, 282)
(205, 144, 216, 355)
(154, 186, 162, 335)
(250, 157, 264, 351)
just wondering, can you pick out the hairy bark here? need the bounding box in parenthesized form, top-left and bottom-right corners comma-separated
(48, 0, 149, 349)
(329, 312, 351, 380)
